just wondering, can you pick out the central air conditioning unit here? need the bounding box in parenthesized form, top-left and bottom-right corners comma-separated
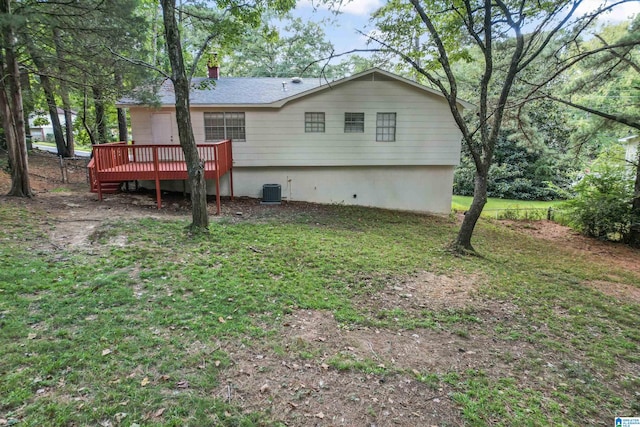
(261, 184, 281, 204)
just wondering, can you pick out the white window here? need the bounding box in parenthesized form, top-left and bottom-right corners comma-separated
(305, 112, 325, 133)
(376, 112, 396, 142)
(204, 112, 245, 141)
(344, 112, 364, 133)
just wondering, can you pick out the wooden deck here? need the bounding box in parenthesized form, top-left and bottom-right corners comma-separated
(88, 140, 233, 214)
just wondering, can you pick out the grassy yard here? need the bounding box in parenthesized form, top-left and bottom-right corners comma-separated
(452, 195, 566, 220)
(0, 200, 638, 426)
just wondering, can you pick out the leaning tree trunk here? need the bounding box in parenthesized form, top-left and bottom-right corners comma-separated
(53, 28, 75, 155)
(161, 0, 209, 229)
(41, 74, 67, 156)
(0, 0, 32, 197)
(452, 169, 489, 253)
(27, 41, 69, 157)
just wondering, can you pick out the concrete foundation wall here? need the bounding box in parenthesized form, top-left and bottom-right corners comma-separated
(138, 165, 454, 214)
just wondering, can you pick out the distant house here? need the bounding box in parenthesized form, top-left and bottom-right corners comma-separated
(620, 135, 639, 165)
(116, 67, 468, 214)
(28, 108, 77, 142)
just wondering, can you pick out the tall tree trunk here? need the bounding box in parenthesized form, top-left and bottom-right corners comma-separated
(0, 82, 21, 187)
(27, 41, 69, 157)
(42, 75, 67, 155)
(82, 88, 96, 146)
(115, 71, 128, 142)
(61, 97, 75, 154)
(629, 149, 640, 248)
(0, 0, 31, 197)
(92, 86, 108, 144)
(116, 107, 127, 142)
(53, 28, 74, 155)
(20, 70, 34, 151)
(161, 0, 209, 229)
(452, 169, 488, 253)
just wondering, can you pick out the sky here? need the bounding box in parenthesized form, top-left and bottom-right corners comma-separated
(289, 0, 640, 56)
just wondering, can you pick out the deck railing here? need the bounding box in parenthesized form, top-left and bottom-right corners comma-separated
(89, 139, 234, 213)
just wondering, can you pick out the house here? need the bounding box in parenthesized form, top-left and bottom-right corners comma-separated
(29, 107, 77, 142)
(116, 67, 467, 214)
(620, 135, 639, 165)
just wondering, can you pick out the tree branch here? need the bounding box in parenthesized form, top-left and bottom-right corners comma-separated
(546, 93, 640, 130)
(107, 48, 170, 79)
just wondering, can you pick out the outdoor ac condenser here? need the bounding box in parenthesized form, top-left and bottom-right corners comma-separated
(261, 184, 281, 204)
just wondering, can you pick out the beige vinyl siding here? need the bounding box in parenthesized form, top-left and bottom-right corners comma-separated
(131, 78, 461, 167)
(129, 107, 178, 145)
(198, 79, 460, 167)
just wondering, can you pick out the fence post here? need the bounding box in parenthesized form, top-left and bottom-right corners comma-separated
(547, 207, 553, 221)
(59, 155, 68, 183)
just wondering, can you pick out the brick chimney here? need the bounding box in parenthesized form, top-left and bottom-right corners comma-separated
(207, 52, 219, 79)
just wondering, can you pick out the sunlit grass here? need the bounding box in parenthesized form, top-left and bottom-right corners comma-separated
(0, 202, 637, 425)
(452, 195, 567, 219)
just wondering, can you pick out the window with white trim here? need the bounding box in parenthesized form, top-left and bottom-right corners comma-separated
(204, 112, 245, 141)
(376, 112, 396, 142)
(344, 112, 364, 133)
(305, 112, 325, 133)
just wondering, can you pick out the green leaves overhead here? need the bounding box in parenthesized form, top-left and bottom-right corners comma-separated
(223, 15, 342, 77)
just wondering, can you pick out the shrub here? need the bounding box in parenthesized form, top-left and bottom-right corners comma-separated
(564, 148, 634, 241)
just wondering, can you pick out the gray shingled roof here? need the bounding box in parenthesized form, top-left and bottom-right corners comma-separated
(117, 69, 474, 109)
(120, 76, 324, 106)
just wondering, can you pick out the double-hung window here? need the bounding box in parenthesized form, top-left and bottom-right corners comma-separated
(344, 112, 364, 133)
(204, 112, 245, 141)
(376, 112, 396, 142)
(305, 112, 325, 133)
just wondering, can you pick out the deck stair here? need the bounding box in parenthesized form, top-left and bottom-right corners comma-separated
(87, 157, 123, 194)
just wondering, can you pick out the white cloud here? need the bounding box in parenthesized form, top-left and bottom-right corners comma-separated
(296, 0, 382, 16)
(337, 0, 383, 16)
(576, 0, 639, 23)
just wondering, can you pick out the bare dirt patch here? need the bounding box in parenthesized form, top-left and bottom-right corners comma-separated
(503, 220, 640, 276)
(215, 308, 535, 427)
(357, 271, 486, 313)
(587, 280, 640, 305)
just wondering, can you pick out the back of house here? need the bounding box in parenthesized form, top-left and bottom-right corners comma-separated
(117, 68, 464, 214)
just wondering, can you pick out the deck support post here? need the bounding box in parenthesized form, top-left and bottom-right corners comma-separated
(97, 178, 103, 201)
(215, 178, 221, 215)
(228, 140, 234, 201)
(95, 149, 103, 201)
(153, 146, 161, 209)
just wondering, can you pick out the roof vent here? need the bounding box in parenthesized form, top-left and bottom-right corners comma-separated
(291, 77, 303, 84)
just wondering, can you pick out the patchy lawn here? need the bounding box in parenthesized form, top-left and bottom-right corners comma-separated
(0, 151, 638, 426)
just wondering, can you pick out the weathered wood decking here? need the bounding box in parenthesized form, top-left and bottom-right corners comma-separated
(88, 140, 233, 214)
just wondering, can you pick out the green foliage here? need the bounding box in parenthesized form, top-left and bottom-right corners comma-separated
(564, 147, 634, 241)
(454, 133, 575, 200)
(223, 15, 348, 78)
(32, 116, 49, 127)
